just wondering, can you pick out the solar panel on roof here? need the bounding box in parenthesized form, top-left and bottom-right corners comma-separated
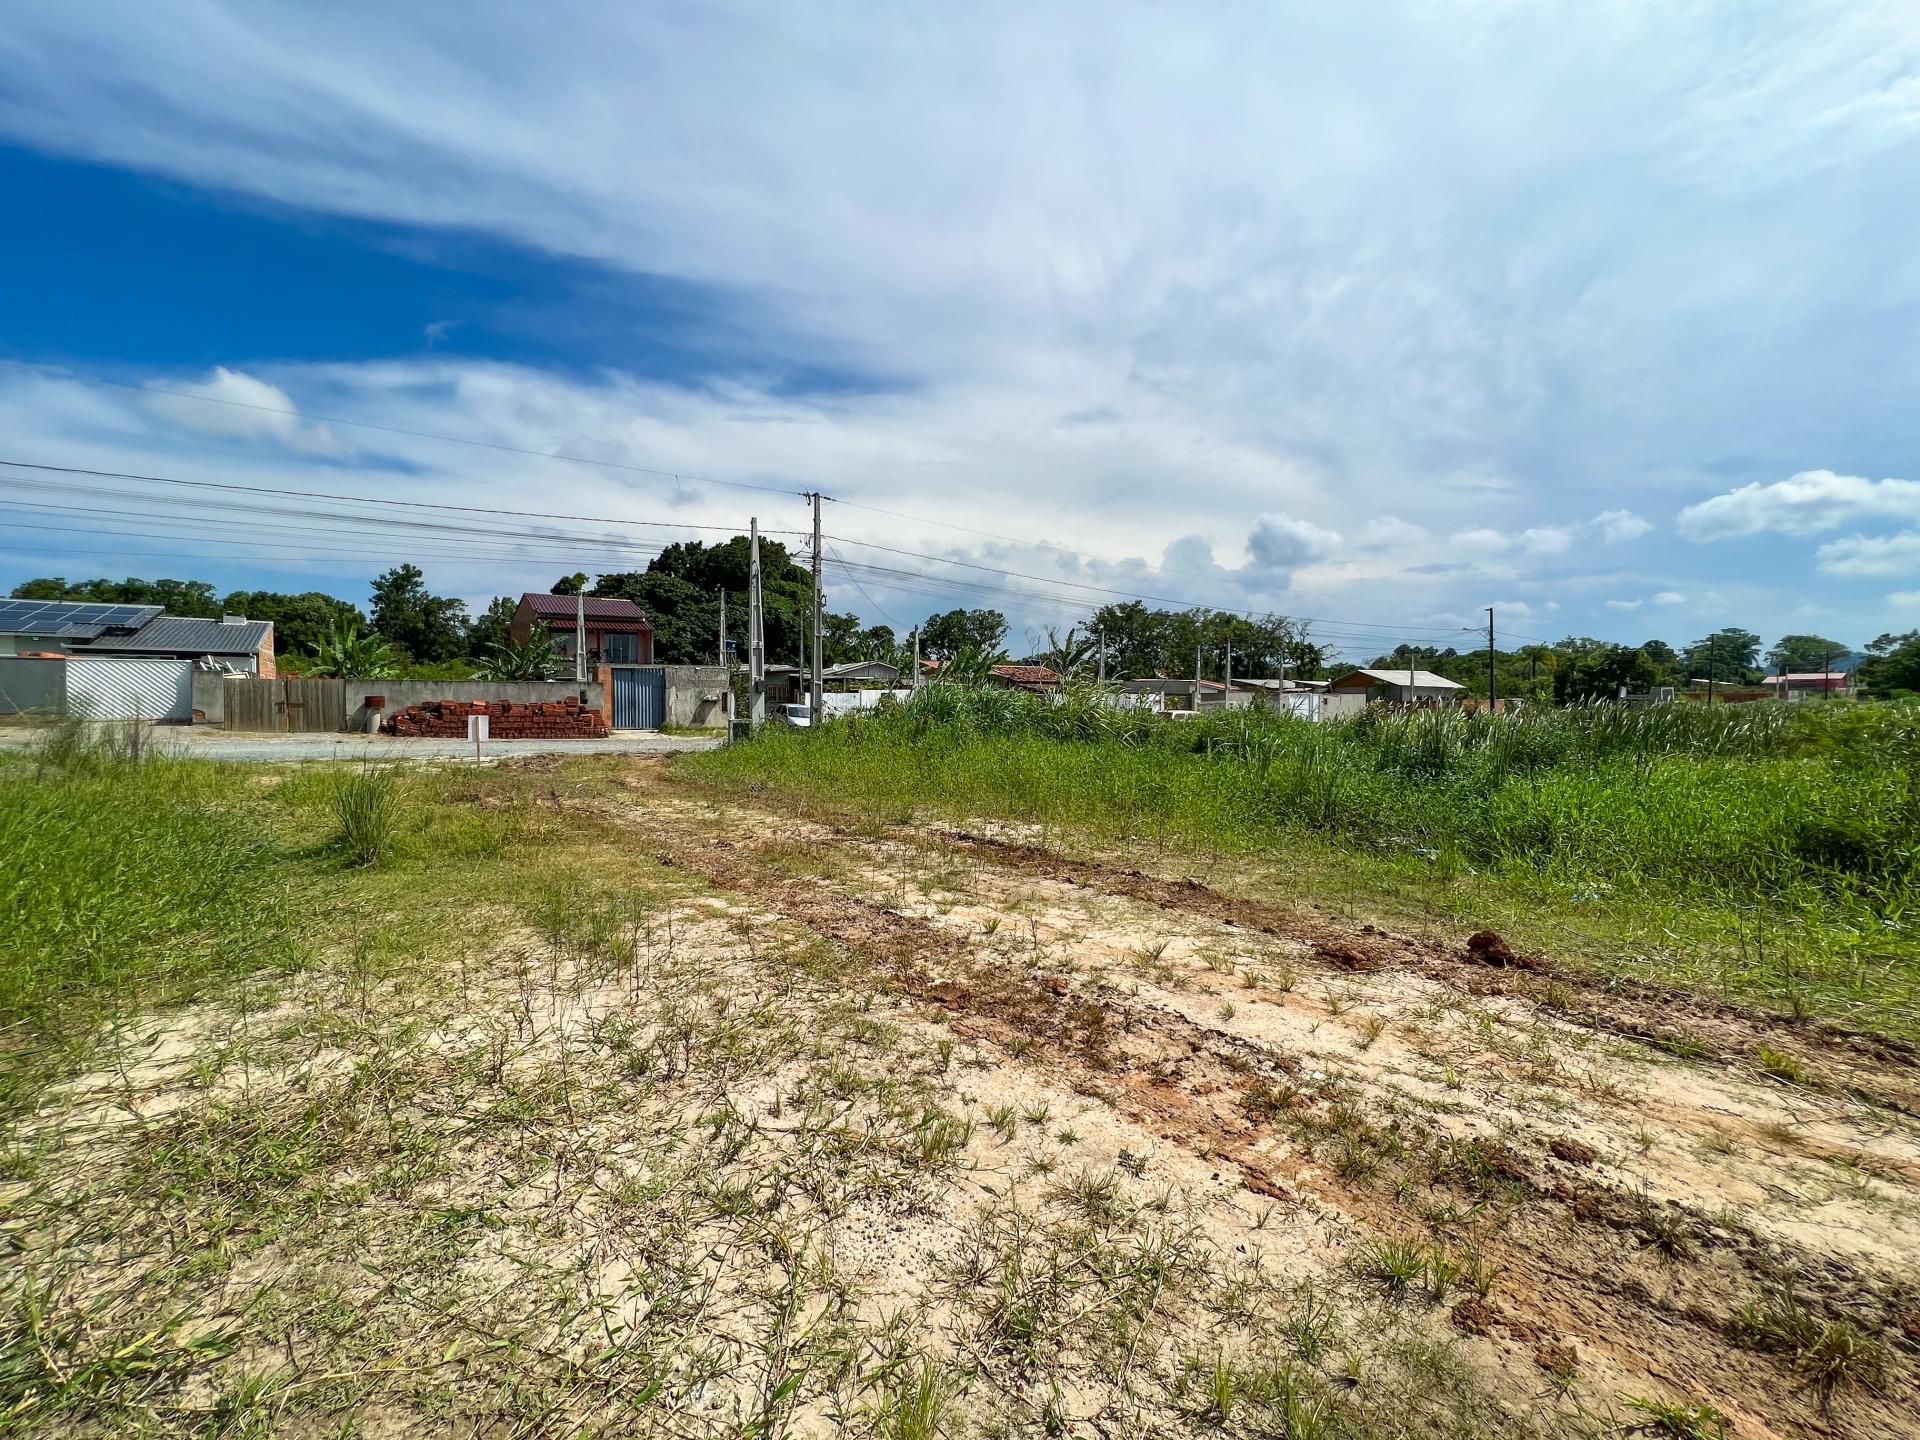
(0, 599, 162, 638)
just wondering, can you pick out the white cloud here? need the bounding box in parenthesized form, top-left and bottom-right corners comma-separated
(1247, 514, 1341, 571)
(1815, 530, 1920, 577)
(144, 367, 343, 454)
(1653, 591, 1686, 605)
(1519, 525, 1575, 556)
(1604, 598, 1643, 610)
(1489, 599, 1532, 619)
(1447, 528, 1510, 552)
(1355, 516, 1426, 549)
(1889, 591, 1920, 607)
(1595, 509, 1653, 543)
(3, 6, 1920, 646)
(1677, 470, 1920, 540)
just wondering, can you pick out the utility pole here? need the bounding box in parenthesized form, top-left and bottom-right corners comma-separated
(1708, 633, 1717, 706)
(1096, 630, 1106, 686)
(910, 627, 920, 692)
(1408, 647, 1416, 710)
(1193, 641, 1203, 712)
(804, 491, 824, 719)
(748, 519, 765, 729)
(575, 591, 586, 683)
(1486, 606, 1496, 711)
(718, 587, 727, 669)
(1224, 623, 1233, 701)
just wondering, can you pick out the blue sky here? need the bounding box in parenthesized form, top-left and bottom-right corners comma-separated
(2, 2, 1917, 664)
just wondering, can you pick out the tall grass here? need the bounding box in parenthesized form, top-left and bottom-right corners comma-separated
(689, 691, 1920, 1030)
(331, 764, 400, 867)
(0, 726, 289, 1098)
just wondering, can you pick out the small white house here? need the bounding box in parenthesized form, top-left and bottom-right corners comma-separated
(1328, 667, 1467, 705)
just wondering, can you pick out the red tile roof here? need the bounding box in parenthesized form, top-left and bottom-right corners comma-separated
(990, 663, 1062, 689)
(520, 593, 651, 624)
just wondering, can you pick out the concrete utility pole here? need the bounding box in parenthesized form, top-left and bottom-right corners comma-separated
(718, 587, 727, 669)
(1486, 607, 1496, 710)
(1096, 630, 1106, 685)
(1224, 632, 1233, 699)
(805, 491, 825, 719)
(1408, 648, 1416, 709)
(910, 627, 920, 692)
(748, 520, 765, 729)
(575, 591, 586, 683)
(1708, 634, 1717, 706)
(1193, 641, 1203, 712)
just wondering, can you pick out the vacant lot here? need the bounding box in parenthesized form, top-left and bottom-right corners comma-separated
(2, 729, 1915, 1438)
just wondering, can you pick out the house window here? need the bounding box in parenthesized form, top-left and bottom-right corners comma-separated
(553, 633, 575, 657)
(604, 631, 637, 663)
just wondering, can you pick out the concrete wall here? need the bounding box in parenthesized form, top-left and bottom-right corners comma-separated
(345, 679, 604, 733)
(661, 665, 729, 728)
(0, 658, 68, 715)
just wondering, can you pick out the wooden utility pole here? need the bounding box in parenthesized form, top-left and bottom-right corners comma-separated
(1486, 606, 1496, 710)
(805, 491, 825, 719)
(748, 519, 765, 729)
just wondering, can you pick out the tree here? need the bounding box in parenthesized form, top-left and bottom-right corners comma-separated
(220, 590, 366, 655)
(9, 575, 220, 616)
(1682, 628, 1763, 685)
(1554, 642, 1664, 702)
(920, 608, 1009, 660)
(473, 628, 561, 682)
(1857, 630, 1920, 698)
(1765, 634, 1852, 674)
(303, 620, 400, 678)
(1638, 640, 1680, 688)
(1032, 625, 1097, 677)
(466, 596, 518, 656)
(551, 573, 589, 596)
(369, 564, 469, 662)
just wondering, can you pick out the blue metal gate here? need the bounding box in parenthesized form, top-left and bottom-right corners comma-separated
(611, 666, 665, 729)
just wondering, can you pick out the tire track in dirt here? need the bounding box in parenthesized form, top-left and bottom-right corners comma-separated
(923, 825, 1920, 1117)
(590, 791, 1917, 1440)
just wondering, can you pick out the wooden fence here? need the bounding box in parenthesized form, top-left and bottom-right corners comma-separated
(224, 677, 349, 732)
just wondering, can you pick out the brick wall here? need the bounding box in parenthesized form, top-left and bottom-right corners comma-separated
(255, 625, 277, 680)
(382, 696, 609, 739)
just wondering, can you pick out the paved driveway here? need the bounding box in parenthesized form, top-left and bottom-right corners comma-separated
(0, 725, 723, 764)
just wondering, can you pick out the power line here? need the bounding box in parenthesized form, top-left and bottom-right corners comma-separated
(0, 365, 799, 497)
(0, 459, 805, 535)
(5, 368, 1511, 626)
(2, 456, 1479, 638)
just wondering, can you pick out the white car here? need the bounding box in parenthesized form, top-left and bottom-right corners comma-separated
(777, 703, 813, 728)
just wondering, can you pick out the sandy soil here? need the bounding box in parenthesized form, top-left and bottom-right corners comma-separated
(5, 757, 1914, 1438)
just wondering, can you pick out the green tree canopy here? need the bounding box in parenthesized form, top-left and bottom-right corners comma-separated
(219, 590, 366, 655)
(465, 596, 519, 656)
(369, 564, 469, 663)
(1682, 628, 1763, 684)
(1857, 630, 1920, 698)
(1764, 633, 1852, 673)
(920, 608, 1009, 661)
(9, 576, 221, 616)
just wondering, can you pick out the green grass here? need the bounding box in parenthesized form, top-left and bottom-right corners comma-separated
(0, 725, 558, 1111)
(682, 691, 1920, 1037)
(0, 727, 292, 1099)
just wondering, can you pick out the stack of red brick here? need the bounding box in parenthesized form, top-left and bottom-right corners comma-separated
(382, 697, 608, 739)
